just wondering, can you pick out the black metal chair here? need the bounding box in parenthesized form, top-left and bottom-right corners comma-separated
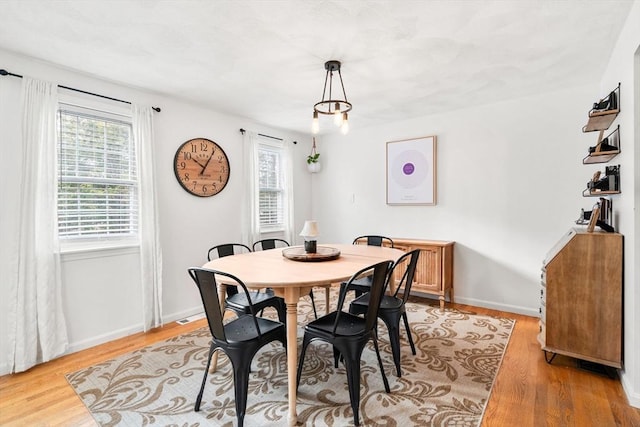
(208, 243, 285, 323)
(187, 268, 286, 427)
(296, 260, 394, 426)
(251, 238, 290, 252)
(352, 235, 394, 248)
(349, 249, 420, 377)
(252, 238, 318, 319)
(340, 235, 395, 300)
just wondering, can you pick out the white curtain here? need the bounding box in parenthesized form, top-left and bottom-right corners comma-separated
(8, 77, 68, 373)
(283, 139, 296, 244)
(241, 131, 261, 246)
(132, 105, 163, 332)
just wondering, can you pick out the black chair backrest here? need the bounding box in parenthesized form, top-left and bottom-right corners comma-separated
(390, 249, 421, 302)
(352, 235, 394, 248)
(334, 260, 394, 334)
(253, 239, 289, 251)
(207, 243, 251, 261)
(188, 268, 263, 343)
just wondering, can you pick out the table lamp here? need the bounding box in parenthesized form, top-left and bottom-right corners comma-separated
(299, 220, 319, 253)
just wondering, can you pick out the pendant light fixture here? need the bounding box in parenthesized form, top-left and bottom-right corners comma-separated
(312, 60, 352, 135)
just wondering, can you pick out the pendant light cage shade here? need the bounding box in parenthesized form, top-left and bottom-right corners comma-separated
(312, 60, 352, 134)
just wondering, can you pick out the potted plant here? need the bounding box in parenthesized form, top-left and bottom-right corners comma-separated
(307, 138, 321, 173)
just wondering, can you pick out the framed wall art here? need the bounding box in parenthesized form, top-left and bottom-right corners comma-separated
(386, 135, 437, 205)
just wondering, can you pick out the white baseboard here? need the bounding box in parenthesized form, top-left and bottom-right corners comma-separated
(620, 370, 640, 409)
(65, 306, 202, 354)
(411, 292, 539, 317)
(0, 305, 205, 377)
(63, 306, 204, 357)
(67, 324, 144, 354)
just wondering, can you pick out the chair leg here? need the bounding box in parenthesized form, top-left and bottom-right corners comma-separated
(333, 346, 342, 368)
(296, 335, 311, 390)
(232, 363, 251, 427)
(386, 320, 402, 377)
(276, 300, 286, 324)
(372, 336, 390, 393)
(402, 312, 417, 355)
(308, 290, 318, 319)
(343, 355, 362, 426)
(195, 343, 215, 411)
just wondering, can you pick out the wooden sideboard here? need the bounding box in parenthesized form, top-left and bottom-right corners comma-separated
(390, 238, 454, 310)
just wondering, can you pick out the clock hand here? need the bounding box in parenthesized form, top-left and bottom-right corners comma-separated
(191, 157, 207, 171)
(200, 154, 214, 175)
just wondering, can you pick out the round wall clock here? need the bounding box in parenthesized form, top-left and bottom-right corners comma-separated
(173, 138, 230, 197)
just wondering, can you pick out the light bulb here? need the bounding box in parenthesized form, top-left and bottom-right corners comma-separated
(312, 111, 319, 134)
(341, 112, 349, 134)
(333, 102, 342, 126)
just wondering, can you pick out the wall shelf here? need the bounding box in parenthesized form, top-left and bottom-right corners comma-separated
(582, 189, 621, 197)
(583, 125, 620, 164)
(582, 83, 620, 132)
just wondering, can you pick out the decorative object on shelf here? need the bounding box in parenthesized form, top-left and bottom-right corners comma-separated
(583, 164, 620, 197)
(307, 137, 321, 173)
(173, 138, 230, 197)
(312, 60, 351, 135)
(299, 220, 319, 253)
(576, 203, 616, 232)
(386, 135, 437, 205)
(586, 203, 600, 232)
(592, 91, 617, 113)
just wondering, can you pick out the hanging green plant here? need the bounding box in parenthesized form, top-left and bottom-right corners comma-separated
(307, 152, 320, 164)
(307, 137, 321, 173)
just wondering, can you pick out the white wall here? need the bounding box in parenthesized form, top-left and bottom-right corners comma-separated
(315, 84, 595, 315)
(598, 0, 640, 408)
(0, 49, 313, 374)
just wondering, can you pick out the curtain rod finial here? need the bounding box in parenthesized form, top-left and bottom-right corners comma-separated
(239, 128, 246, 135)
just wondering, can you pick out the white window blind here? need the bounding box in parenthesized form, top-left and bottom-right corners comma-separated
(258, 144, 284, 231)
(57, 105, 138, 240)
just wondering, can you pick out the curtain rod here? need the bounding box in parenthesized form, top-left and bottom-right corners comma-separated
(0, 68, 161, 112)
(239, 128, 297, 144)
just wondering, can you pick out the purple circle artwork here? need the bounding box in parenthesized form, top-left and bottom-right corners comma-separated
(403, 163, 415, 175)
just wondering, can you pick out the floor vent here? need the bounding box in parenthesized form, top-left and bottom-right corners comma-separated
(176, 313, 205, 325)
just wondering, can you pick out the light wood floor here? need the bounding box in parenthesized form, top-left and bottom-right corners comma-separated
(1, 301, 639, 427)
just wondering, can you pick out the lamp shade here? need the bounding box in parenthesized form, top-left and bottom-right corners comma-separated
(299, 220, 319, 239)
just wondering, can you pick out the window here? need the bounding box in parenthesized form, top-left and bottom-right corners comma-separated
(57, 105, 138, 241)
(258, 142, 285, 231)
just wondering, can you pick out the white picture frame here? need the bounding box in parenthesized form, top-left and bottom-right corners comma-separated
(386, 135, 437, 205)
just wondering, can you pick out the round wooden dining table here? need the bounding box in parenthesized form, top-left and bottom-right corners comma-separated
(202, 243, 404, 426)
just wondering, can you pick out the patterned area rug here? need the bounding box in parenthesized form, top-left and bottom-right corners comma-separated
(66, 292, 514, 426)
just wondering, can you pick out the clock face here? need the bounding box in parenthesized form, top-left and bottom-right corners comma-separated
(173, 138, 230, 197)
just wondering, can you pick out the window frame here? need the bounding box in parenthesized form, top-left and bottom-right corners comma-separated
(56, 101, 139, 252)
(257, 138, 287, 233)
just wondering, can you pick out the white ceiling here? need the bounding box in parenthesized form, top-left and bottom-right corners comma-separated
(0, 0, 634, 135)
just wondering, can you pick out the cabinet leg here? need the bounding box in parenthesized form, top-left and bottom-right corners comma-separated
(543, 350, 557, 364)
(439, 296, 445, 311)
